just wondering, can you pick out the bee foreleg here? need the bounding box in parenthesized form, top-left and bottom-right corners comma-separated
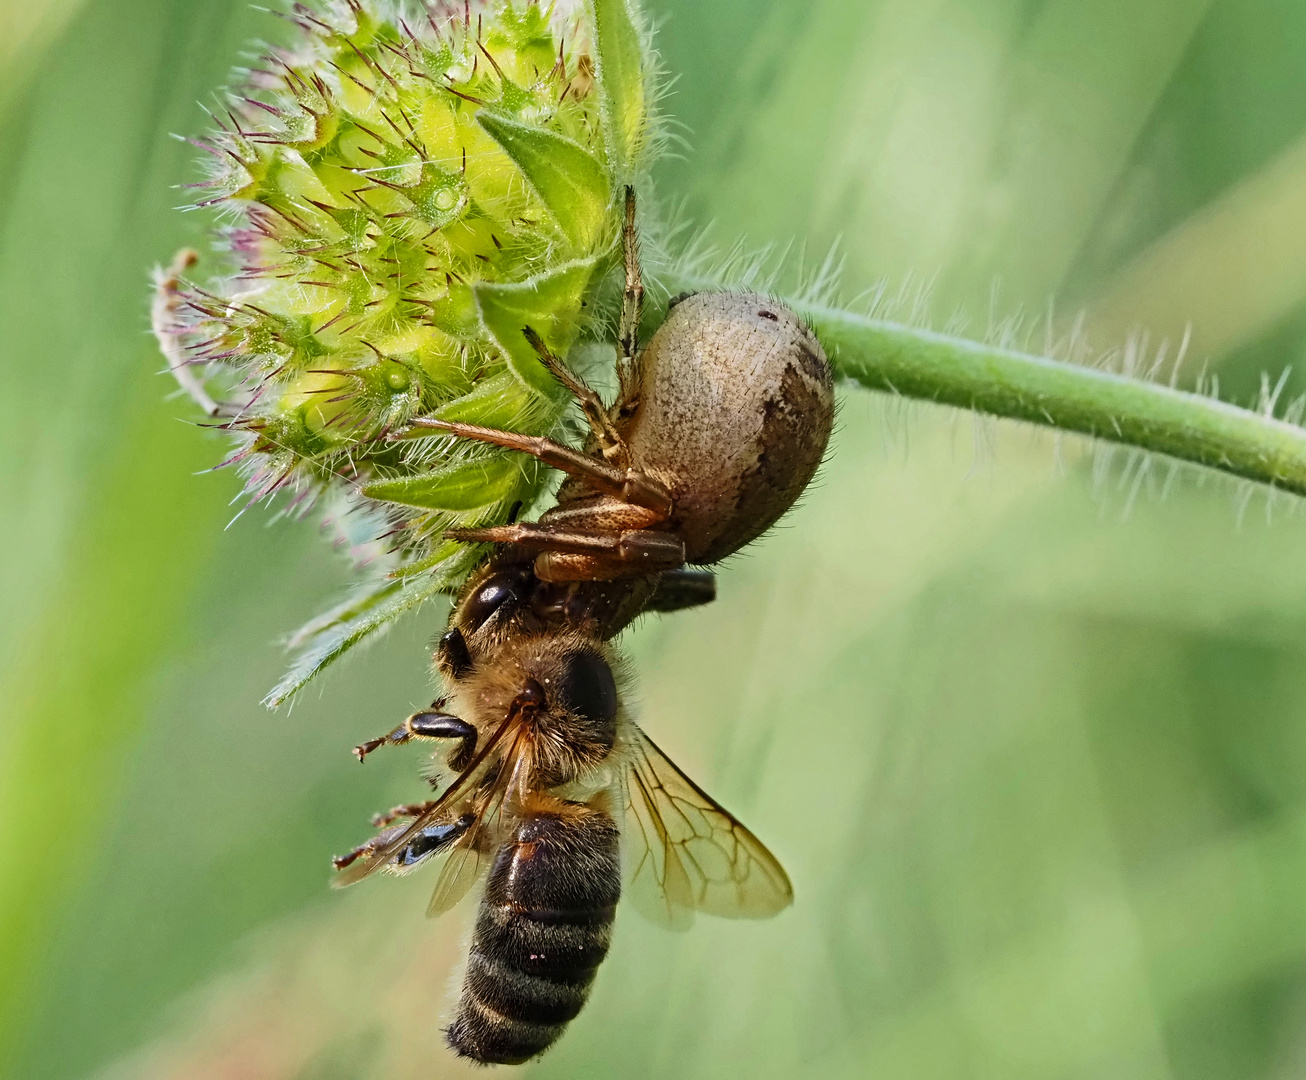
(352, 704, 474, 765)
(352, 723, 411, 763)
(407, 711, 478, 771)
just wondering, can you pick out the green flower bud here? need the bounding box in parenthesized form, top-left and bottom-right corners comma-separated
(154, 0, 653, 700)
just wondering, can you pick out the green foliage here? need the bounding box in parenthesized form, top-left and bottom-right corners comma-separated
(263, 556, 472, 708)
(158, 0, 641, 686)
(587, 0, 649, 177)
(477, 112, 613, 247)
(475, 256, 608, 393)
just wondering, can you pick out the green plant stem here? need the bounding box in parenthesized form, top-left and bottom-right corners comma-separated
(780, 297, 1306, 496)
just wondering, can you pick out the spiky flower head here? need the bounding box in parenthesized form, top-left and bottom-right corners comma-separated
(154, 0, 653, 702)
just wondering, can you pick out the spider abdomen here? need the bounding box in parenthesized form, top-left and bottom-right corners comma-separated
(621, 292, 835, 565)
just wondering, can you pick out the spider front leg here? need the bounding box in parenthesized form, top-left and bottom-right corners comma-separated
(151, 249, 230, 420)
(646, 568, 717, 613)
(406, 417, 672, 516)
(522, 325, 627, 465)
(444, 518, 686, 582)
(617, 186, 644, 393)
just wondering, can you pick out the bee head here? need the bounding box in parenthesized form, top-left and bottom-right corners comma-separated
(438, 556, 653, 686)
(436, 563, 534, 682)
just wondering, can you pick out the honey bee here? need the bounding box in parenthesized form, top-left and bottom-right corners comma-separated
(335, 555, 790, 1063)
(333, 189, 834, 1064)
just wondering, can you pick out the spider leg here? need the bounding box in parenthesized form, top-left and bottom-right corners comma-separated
(522, 325, 627, 463)
(408, 417, 671, 516)
(618, 186, 644, 369)
(646, 568, 717, 613)
(614, 186, 645, 416)
(444, 520, 685, 577)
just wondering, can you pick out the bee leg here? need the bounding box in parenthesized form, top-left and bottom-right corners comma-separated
(521, 326, 627, 464)
(371, 800, 439, 828)
(352, 705, 474, 765)
(332, 835, 388, 871)
(403, 418, 672, 517)
(393, 814, 476, 868)
(407, 711, 478, 772)
(352, 723, 411, 763)
(332, 807, 473, 872)
(436, 627, 473, 679)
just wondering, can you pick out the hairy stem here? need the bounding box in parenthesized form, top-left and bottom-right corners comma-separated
(779, 297, 1306, 496)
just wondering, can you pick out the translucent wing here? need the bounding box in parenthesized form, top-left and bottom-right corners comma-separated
(617, 724, 793, 929)
(425, 720, 537, 915)
(332, 710, 520, 890)
(426, 837, 493, 916)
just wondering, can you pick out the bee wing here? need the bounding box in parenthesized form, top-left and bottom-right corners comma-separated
(425, 734, 524, 917)
(332, 710, 520, 890)
(617, 725, 793, 930)
(425, 836, 494, 917)
(425, 720, 540, 916)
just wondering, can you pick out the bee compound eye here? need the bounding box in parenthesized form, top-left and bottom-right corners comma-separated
(554, 650, 618, 729)
(460, 570, 527, 632)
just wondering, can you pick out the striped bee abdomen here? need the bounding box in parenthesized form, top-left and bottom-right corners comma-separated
(446, 805, 621, 1065)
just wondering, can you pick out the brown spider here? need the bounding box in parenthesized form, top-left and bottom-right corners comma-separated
(411, 187, 836, 583)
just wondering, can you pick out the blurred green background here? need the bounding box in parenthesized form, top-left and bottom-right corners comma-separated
(7, 0, 1306, 1077)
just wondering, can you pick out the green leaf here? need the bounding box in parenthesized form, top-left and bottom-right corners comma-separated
(476, 112, 611, 251)
(588, 0, 646, 177)
(361, 455, 523, 510)
(262, 551, 477, 708)
(475, 257, 601, 395)
(284, 576, 403, 651)
(434, 371, 544, 429)
(388, 539, 463, 580)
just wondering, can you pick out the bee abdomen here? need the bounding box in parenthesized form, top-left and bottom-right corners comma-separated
(446, 806, 621, 1065)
